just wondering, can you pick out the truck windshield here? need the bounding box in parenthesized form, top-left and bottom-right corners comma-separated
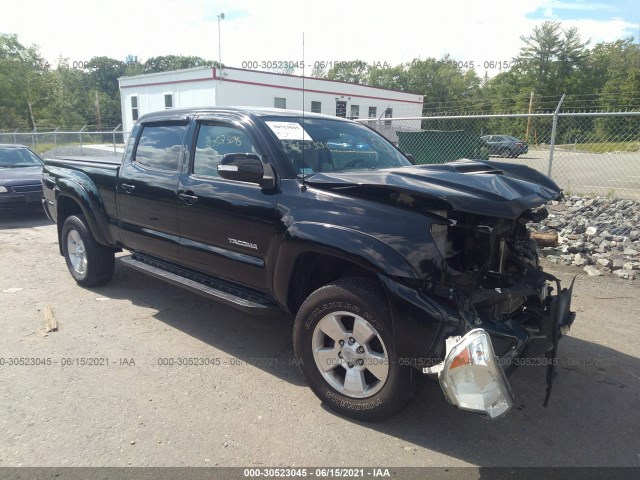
(262, 116, 412, 175)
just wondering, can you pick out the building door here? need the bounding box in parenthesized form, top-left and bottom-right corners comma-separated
(335, 101, 347, 118)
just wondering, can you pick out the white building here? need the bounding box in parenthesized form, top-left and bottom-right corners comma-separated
(118, 66, 423, 135)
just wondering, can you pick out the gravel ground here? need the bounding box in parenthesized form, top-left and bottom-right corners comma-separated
(0, 208, 639, 468)
(530, 195, 640, 280)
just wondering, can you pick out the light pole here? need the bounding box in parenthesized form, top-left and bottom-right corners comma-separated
(217, 13, 225, 72)
(215, 12, 225, 106)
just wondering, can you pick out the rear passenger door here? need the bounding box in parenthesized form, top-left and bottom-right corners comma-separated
(177, 118, 278, 293)
(117, 121, 187, 263)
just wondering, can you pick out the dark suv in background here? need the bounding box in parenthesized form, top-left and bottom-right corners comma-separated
(481, 135, 529, 158)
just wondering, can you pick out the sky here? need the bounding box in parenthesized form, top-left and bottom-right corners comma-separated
(1, 0, 638, 77)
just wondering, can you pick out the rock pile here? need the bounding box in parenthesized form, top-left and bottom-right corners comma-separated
(529, 195, 640, 280)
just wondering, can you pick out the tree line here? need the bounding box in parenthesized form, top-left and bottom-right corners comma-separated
(1, 21, 638, 141)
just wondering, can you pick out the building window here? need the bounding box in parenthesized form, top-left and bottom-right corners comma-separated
(384, 107, 393, 125)
(349, 105, 360, 119)
(164, 93, 173, 109)
(368, 106, 377, 118)
(274, 97, 286, 109)
(131, 96, 139, 121)
(311, 101, 321, 113)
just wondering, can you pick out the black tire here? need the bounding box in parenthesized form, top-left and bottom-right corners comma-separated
(500, 148, 511, 158)
(61, 214, 115, 287)
(293, 277, 412, 421)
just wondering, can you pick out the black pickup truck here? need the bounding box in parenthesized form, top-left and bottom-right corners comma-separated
(42, 107, 575, 420)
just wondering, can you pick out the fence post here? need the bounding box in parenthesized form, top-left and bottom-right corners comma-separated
(79, 125, 87, 155)
(547, 94, 565, 178)
(112, 124, 122, 155)
(54, 127, 60, 146)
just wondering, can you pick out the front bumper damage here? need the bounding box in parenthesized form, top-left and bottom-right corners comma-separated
(422, 275, 576, 419)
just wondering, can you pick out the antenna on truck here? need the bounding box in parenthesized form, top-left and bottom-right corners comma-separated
(301, 31, 307, 188)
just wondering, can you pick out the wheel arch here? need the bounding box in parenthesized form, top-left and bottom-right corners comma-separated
(54, 178, 115, 255)
(273, 222, 419, 314)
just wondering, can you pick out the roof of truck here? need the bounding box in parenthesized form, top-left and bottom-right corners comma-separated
(137, 106, 352, 124)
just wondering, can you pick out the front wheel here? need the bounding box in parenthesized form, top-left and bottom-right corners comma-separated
(61, 214, 115, 287)
(293, 278, 412, 421)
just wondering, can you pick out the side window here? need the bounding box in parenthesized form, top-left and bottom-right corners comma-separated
(384, 107, 393, 125)
(164, 93, 173, 109)
(131, 96, 139, 121)
(193, 123, 259, 178)
(133, 123, 187, 171)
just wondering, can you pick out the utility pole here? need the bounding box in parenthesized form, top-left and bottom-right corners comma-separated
(525, 91, 534, 142)
(95, 91, 102, 131)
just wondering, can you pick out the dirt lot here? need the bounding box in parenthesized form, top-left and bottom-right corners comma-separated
(1, 208, 639, 468)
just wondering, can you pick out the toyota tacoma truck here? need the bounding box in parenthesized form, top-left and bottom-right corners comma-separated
(42, 107, 575, 421)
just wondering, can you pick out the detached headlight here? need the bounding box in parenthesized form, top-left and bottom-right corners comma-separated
(0, 186, 8, 193)
(439, 329, 514, 418)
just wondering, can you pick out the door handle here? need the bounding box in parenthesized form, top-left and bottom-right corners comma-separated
(179, 192, 199, 204)
(121, 183, 136, 193)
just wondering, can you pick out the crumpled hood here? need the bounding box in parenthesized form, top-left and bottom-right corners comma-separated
(305, 159, 562, 219)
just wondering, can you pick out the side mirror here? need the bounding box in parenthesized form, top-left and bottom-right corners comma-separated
(405, 153, 415, 163)
(218, 153, 275, 188)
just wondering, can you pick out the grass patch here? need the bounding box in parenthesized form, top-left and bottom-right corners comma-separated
(557, 141, 640, 153)
(31, 143, 65, 155)
(30, 142, 108, 155)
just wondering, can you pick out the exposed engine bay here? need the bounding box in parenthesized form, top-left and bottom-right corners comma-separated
(431, 207, 550, 326)
(426, 206, 576, 415)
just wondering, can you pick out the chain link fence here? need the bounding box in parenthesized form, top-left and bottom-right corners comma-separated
(0, 127, 127, 157)
(3, 111, 639, 199)
(360, 109, 640, 200)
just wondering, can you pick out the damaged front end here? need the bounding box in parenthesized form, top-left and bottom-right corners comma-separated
(307, 160, 577, 418)
(423, 206, 576, 418)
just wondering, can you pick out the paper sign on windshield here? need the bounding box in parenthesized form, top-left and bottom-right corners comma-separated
(265, 122, 312, 140)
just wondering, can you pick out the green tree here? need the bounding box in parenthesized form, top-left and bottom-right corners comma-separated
(143, 55, 213, 73)
(406, 56, 481, 114)
(515, 21, 589, 97)
(326, 60, 369, 84)
(591, 38, 640, 139)
(0, 33, 53, 130)
(123, 54, 144, 76)
(368, 64, 409, 91)
(45, 57, 91, 128)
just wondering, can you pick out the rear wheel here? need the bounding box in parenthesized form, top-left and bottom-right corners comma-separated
(61, 214, 115, 287)
(500, 147, 511, 158)
(293, 277, 412, 421)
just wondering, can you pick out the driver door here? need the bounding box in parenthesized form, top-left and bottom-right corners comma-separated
(177, 118, 278, 293)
